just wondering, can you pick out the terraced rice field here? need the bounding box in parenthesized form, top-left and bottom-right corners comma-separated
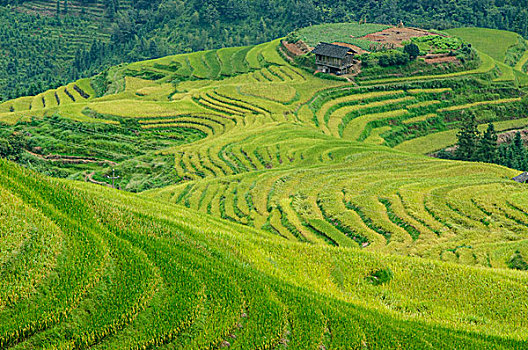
(2, 28, 528, 347)
(3, 159, 528, 348)
(446, 27, 528, 86)
(19, 0, 132, 19)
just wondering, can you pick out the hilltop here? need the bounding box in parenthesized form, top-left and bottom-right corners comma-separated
(2, 0, 528, 102)
(1, 23, 528, 347)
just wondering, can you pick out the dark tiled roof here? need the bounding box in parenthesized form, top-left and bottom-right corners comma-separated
(312, 42, 355, 59)
(513, 172, 528, 183)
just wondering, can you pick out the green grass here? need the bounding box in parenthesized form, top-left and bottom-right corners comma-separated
(494, 61, 516, 82)
(239, 83, 297, 103)
(3, 158, 528, 347)
(438, 98, 522, 111)
(296, 22, 391, 47)
(514, 41, 528, 71)
(445, 27, 520, 62)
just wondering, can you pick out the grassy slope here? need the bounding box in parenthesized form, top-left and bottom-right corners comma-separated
(446, 27, 528, 85)
(389, 27, 528, 153)
(445, 27, 519, 62)
(1, 26, 528, 347)
(2, 159, 528, 348)
(515, 42, 528, 71)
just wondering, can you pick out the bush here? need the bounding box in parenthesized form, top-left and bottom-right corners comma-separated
(285, 31, 300, 43)
(366, 268, 394, 285)
(91, 70, 109, 98)
(508, 251, 528, 271)
(378, 50, 410, 67)
(360, 50, 410, 68)
(404, 43, 420, 59)
(294, 53, 317, 71)
(0, 132, 28, 160)
(0, 138, 12, 158)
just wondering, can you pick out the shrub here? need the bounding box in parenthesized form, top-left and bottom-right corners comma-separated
(285, 31, 300, 43)
(294, 53, 316, 71)
(91, 70, 109, 97)
(404, 43, 420, 59)
(366, 268, 394, 285)
(378, 50, 410, 67)
(0, 132, 28, 160)
(0, 138, 12, 158)
(361, 50, 409, 68)
(508, 251, 528, 271)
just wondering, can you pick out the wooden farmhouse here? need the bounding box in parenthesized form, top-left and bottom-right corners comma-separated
(513, 172, 528, 183)
(312, 42, 357, 75)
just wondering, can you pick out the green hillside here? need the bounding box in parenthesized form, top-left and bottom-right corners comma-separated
(2, 150, 528, 348)
(2, 25, 528, 347)
(4, 0, 528, 104)
(446, 28, 520, 62)
(446, 27, 528, 83)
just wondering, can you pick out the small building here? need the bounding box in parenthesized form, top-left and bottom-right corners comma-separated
(513, 172, 528, 183)
(312, 42, 357, 75)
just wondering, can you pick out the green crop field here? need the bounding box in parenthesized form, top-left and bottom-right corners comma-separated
(446, 27, 528, 86)
(2, 24, 528, 348)
(446, 28, 520, 62)
(296, 22, 391, 47)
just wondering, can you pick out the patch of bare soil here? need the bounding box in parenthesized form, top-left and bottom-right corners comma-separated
(361, 27, 441, 47)
(424, 56, 459, 64)
(443, 128, 528, 153)
(282, 40, 311, 57)
(498, 129, 528, 143)
(423, 54, 459, 64)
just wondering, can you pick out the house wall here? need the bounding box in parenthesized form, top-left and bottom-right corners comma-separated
(315, 52, 356, 74)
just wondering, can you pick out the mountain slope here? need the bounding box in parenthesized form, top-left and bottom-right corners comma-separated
(2, 26, 528, 348)
(3, 0, 528, 103)
(2, 159, 528, 348)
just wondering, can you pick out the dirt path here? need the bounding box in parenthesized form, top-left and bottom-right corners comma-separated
(85, 172, 113, 187)
(27, 150, 117, 166)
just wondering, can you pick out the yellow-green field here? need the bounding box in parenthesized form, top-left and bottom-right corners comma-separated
(2, 26, 528, 348)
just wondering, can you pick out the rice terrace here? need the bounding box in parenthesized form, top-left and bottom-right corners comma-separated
(2, 5, 528, 348)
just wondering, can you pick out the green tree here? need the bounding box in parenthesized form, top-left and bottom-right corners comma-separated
(509, 132, 527, 170)
(404, 43, 420, 59)
(475, 123, 497, 163)
(455, 112, 480, 161)
(0, 138, 12, 159)
(63, 0, 68, 14)
(0, 133, 27, 160)
(56, 0, 60, 16)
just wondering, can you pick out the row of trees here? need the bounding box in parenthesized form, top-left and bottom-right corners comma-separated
(442, 112, 528, 171)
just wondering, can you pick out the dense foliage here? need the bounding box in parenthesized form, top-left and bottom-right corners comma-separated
(444, 115, 528, 172)
(0, 131, 28, 160)
(0, 7, 108, 100)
